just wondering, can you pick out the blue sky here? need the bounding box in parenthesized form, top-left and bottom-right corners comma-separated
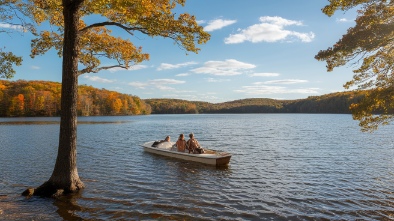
(1, 0, 358, 103)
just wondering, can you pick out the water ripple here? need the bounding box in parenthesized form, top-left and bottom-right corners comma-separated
(1, 114, 394, 220)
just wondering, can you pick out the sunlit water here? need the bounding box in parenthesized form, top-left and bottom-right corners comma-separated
(1, 114, 394, 220)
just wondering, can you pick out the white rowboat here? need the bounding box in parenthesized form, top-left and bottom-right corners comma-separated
(141, 141, 232, 166)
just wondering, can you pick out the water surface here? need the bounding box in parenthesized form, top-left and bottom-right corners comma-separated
(1, 114, 394, 220)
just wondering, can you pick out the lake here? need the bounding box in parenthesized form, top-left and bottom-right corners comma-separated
(1, 114, 394, 220)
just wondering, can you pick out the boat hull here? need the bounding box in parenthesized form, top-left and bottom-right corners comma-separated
(141, 141, 231, 166)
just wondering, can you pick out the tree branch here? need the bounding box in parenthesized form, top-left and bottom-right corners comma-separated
(78, 64, 126, 76)
(80, 21, 144, 35)
(79, 21, 191, 54)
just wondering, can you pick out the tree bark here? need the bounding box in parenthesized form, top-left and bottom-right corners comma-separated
(23, 0, 84, 197)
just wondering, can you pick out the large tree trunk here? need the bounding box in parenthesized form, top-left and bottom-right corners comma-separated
(23, 0, 84, 198)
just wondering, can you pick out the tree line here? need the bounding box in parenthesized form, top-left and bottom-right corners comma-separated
(0, 80, 151, 117)
(145, 92, 369, 114)
(1, 80, 390, 117)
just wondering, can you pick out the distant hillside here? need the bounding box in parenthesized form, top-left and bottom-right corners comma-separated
(144, 98, 200, 114)
(204, 98, 286, 113)
(145, 91, 364, 114)
(282, 92, 363, 114)
(0, 80, 151, 117)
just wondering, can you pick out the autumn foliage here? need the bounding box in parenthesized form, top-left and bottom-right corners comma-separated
(26, 0, 210, 74)
(316, 0, 394, 131)
(0, 80, 371, 117)
(0, 80, 151, 117)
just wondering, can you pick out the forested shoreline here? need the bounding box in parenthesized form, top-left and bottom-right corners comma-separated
(0, 80, 151, 117)
(0, 80, 367, 117)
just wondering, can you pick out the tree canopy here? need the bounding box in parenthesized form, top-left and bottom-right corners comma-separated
(0, 0, 28, 78)
(316, 0, 394, 132)
(28, 0, 210, 74)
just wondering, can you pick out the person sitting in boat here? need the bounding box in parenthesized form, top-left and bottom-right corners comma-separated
(163, 136, 170, 142)
(152, 136, 170, 147)
(175, 134, 187, 152)
(187, 133, 204, 154)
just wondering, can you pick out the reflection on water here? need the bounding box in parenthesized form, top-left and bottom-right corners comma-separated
(53, 193, 85, 221)
(0, 121, 60, 125)
(1, 114, 394, 220)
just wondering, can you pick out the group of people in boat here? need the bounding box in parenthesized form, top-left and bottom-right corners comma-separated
(155, 133, 205, 154)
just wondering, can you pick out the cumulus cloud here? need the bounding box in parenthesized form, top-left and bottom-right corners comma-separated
(84, 75, 115, 83)
(0, 23, 24, 31)
(31, 66, 40, 70)
(249, 73, 280, 77)
(337, 18, 353, 23)
(205, 78, 231, 83)
(235, 85, 319, 95)
(128, 78, 185, 91)
(108, 64, 148, 73)
(156, 85, 175, 91)
(176, 73, 190, 77)
(129, 65, 149, 70)
(128, 81, 148, 89)
(191, 59, 256, 76)
(148, 79, 185, 84)
(204, 19, 237, 32)
(235, 78, 315, 95)
(224, 16, 315, 44)
(157, 62, 197, 71)
(161, 93, 219, 103)
(254, 79, 308, 85)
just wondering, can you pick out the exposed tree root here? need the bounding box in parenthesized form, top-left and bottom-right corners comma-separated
(22, 180, 84, 198)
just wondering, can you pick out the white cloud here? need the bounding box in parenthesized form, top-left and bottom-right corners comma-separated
(256, 79, 308, 85)
(235, 85, 319, 95)
(204, 19, 237, 32)
(176, 73, 190, 77)
(337, 18, 353, 23)
(156, 85, 175, 91)
(205, 78, 231, 83)
(84, 75, 115, 83)
(191, 59, 256, 76)
(161, 93, 219, 103)
(224, 16, 315, 44)
(249, 73, 280, 77)
(157, 62, 197, 71)
(128, 81, 148, 89)
(148, 79, 185, 84)
(31, 66, 40, 70)
(0, 23, 24, 31)
(111, 87, 123, 91)
(128, 65, 148, 70)
(108, 64, 148, 73)
(129, 78, 185, 91)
